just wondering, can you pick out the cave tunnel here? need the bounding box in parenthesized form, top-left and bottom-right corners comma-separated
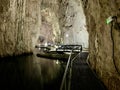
(0, 0, 120, 90)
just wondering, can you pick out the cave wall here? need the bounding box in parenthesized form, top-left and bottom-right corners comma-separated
(59, 0, 88, 48)
(40, 0, 61, 44)
(82, 0, 120, 89)
(0, 0, 41, 57)
(0, 0, 89, 58)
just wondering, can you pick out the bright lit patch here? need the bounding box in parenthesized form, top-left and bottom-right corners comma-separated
(106, 16, 113, 24)
(56, 60, 59, 64)
(44, 42, 48, 47)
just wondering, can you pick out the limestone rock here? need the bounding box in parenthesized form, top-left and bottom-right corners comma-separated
(82, 0, 120, 89)
(0, 0, 41, 57)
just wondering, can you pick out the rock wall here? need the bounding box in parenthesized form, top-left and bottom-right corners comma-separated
(59, 0, 88, 48)
(40, 0, 61, 44)
(0, 0, 41, 57)
(82, 0, 120, 89)
(0, 0, 89, 57)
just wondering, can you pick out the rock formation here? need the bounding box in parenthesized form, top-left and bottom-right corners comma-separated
(0, 0, 41, 57)
(82, 0, 120, 89)
(59, 0, 89, 47)
(40, 0, 61, 44)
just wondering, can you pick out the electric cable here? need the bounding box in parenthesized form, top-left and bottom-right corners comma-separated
(110, 17, 120, 75)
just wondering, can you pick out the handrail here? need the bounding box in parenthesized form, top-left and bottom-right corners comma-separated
(68, 52, 81, 90)
(60, 51, 81, 90)
(60, 50, 73, 90)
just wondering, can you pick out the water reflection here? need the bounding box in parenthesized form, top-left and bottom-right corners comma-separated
(0, 54, 65, 90)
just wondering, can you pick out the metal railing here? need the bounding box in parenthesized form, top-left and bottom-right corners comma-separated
(60, 51, 81, 90)
(60, 50, 73, 90)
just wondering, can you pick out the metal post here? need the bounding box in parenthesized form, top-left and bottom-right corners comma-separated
(68, 66, 72, 90)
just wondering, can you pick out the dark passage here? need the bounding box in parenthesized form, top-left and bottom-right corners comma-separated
(71, 52, 107, 90)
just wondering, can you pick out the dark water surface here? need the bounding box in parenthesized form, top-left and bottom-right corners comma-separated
(0, 54, 65, 90)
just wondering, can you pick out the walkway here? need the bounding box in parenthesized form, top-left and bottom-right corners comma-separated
(71, 52, 107, 90)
